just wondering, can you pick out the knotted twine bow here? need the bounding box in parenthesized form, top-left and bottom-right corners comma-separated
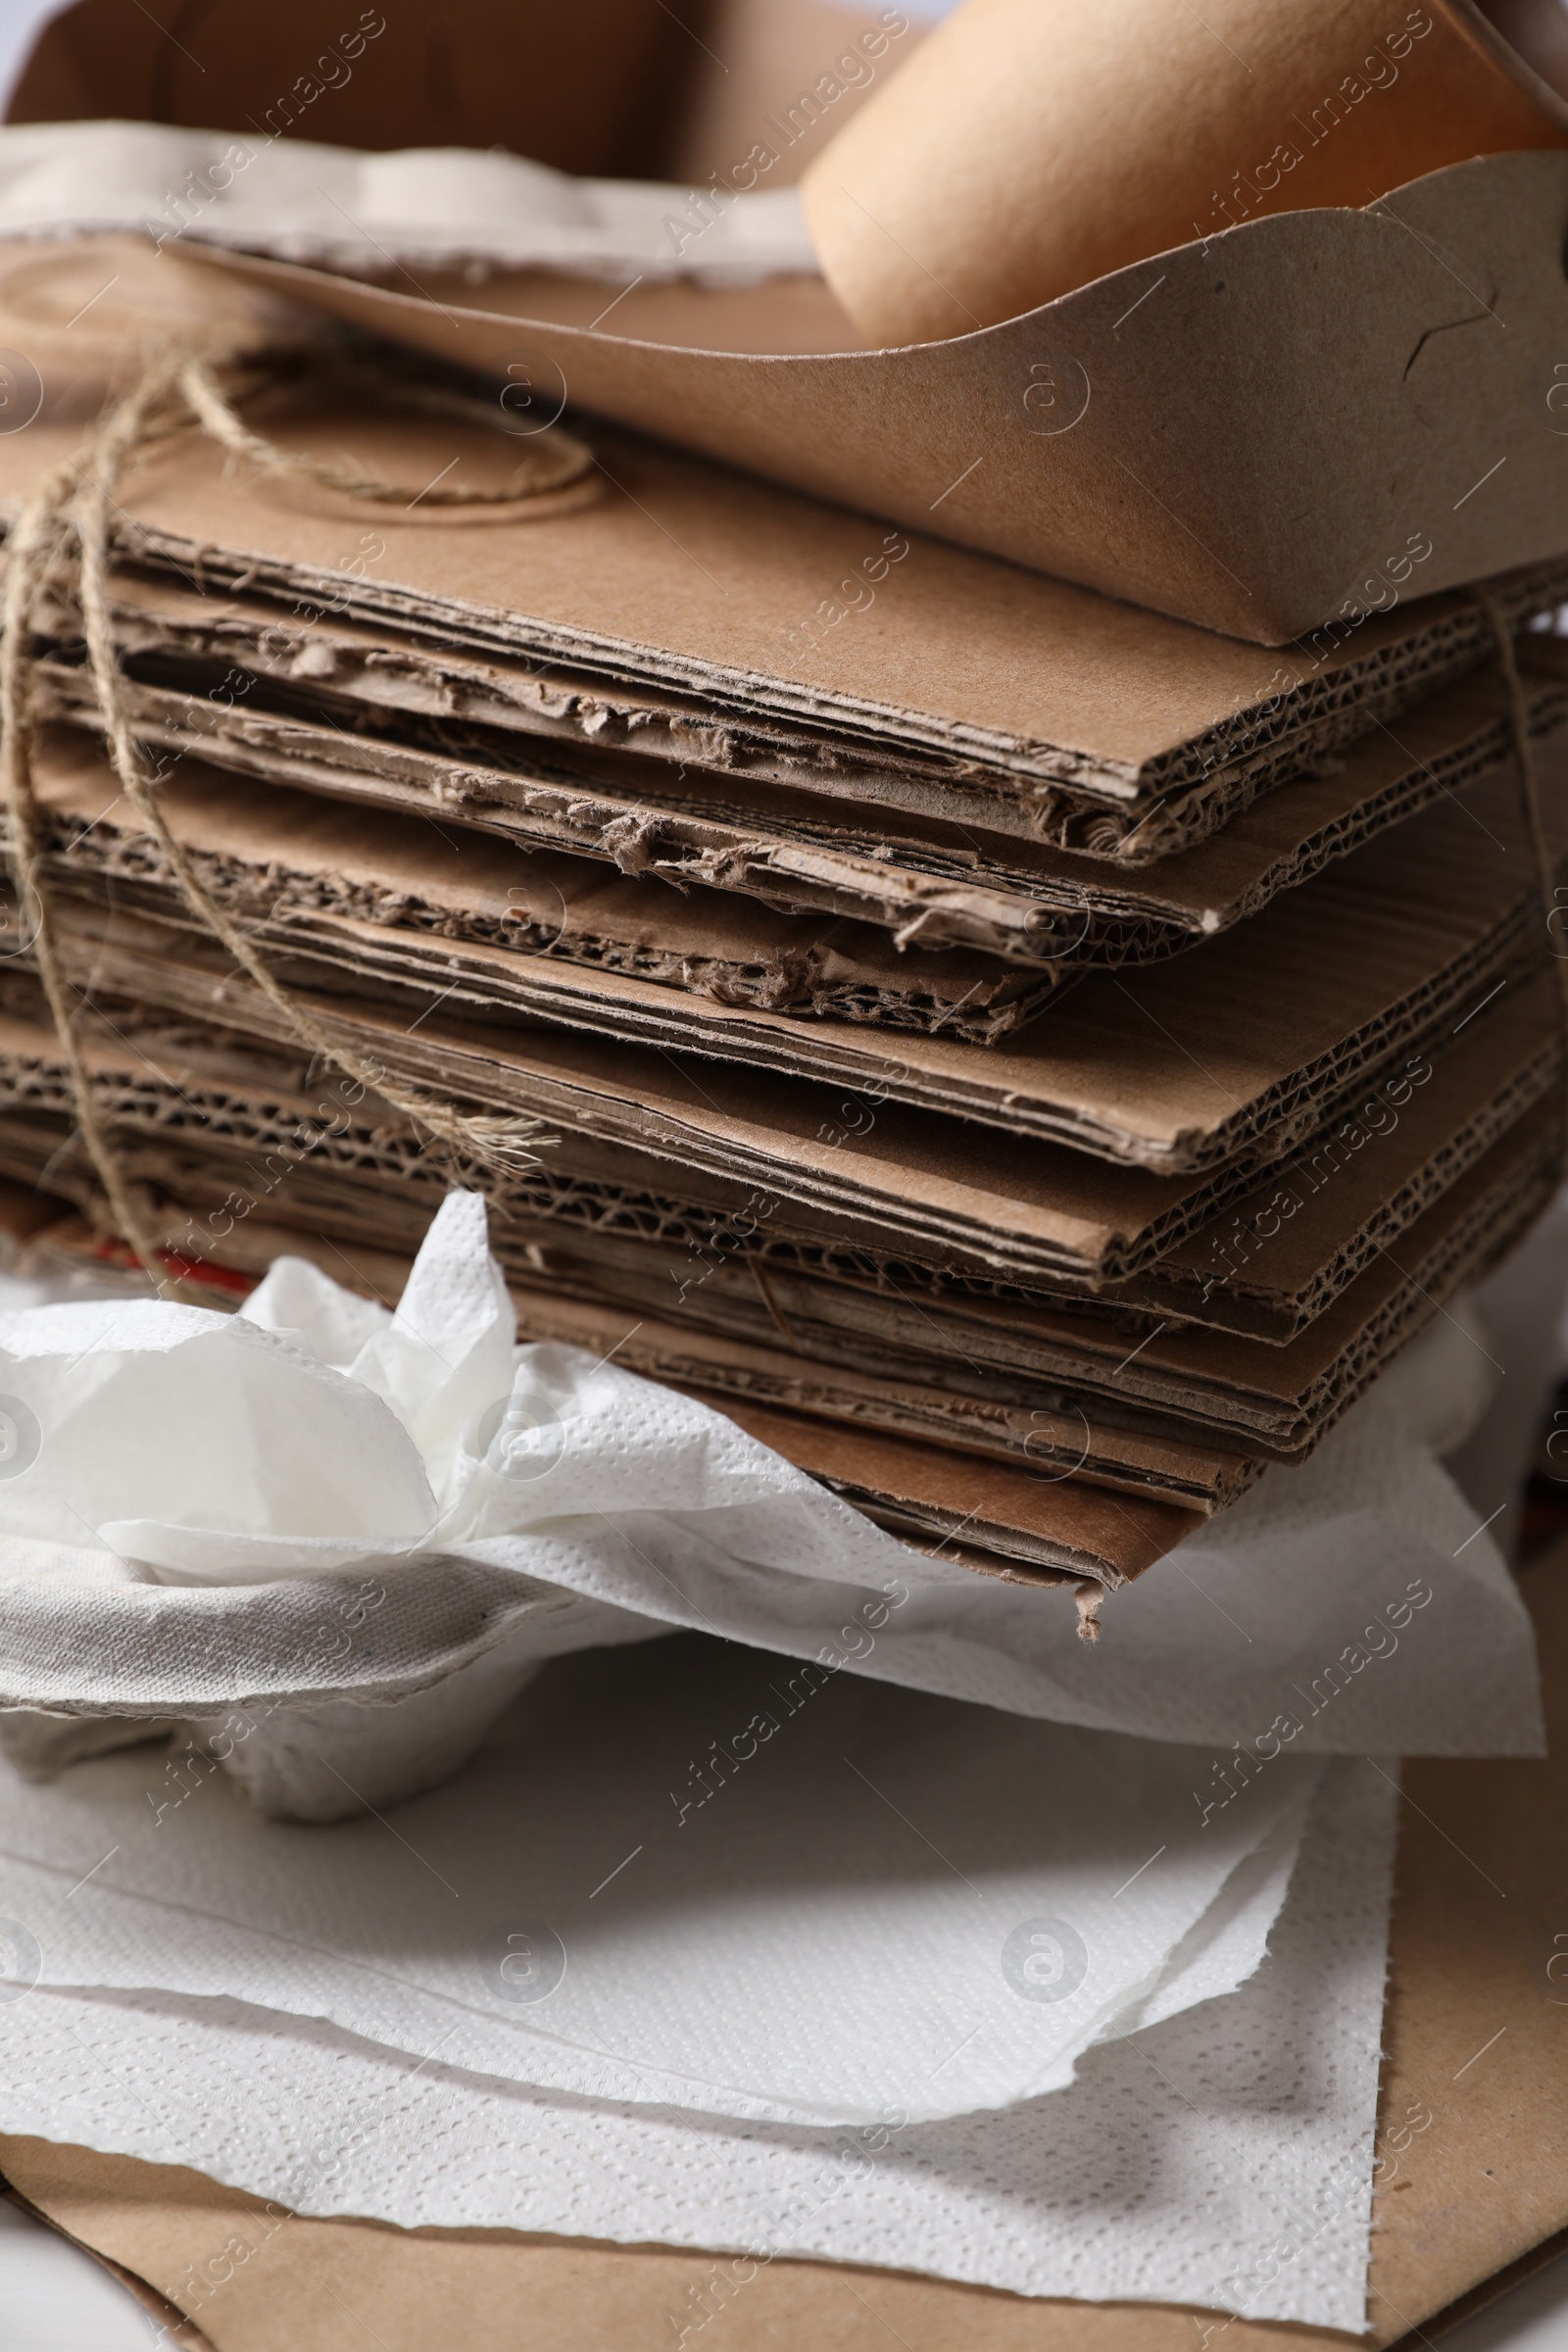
(0, 332, 591, 1287)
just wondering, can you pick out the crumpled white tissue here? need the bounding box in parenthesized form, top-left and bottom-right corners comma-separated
(0, 1189, 1544, 1761)
(0, 1632, 1323, 2127)
(0, 120, 819, 282)
(0, 1295, 437, 1578)
(0, 1754, 1398, 2329)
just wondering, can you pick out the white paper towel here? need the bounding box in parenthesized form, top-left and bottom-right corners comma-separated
(0, 1631, 1323, 2127)
(0, 1192, 1543, 1768)
(0, 1755, 1397, 2330)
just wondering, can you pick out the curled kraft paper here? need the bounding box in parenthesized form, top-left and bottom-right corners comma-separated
(190, 140, 1568, 644)
(801, 0, 1568, 343)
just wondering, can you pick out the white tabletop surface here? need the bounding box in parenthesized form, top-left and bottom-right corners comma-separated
(2, 2187, 1565, 2350)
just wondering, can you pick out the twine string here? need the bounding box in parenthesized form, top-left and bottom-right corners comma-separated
(177, 354, 591, 505)
(0, 451, 172, 1278)
(1, 337, 586, 1285)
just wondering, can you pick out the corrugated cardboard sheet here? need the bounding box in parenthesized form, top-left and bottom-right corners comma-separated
(0, 983, 1551, 1468)
(15, 752, 1564, 1174)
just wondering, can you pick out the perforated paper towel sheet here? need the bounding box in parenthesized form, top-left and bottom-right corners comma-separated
(0, 1755, 1397, 2328)
(0, 1633, 1323, 2128)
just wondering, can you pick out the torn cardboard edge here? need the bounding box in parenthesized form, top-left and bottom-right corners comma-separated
(26, 724, 1075, 1042)
(0, 997, 1546, 1462)
(38, 627, 1568, 972)
(447, 1111, 1555, 1457)
(8, 350, 1568, 833)
(29, 672, 1568, 1064)
(35, 553, 1568, 870)
(0, 967, 1550, 1348)
(24, 748, 1566, 1186)
(3, 1548, 1567, 2351)
(9, 876, 1552, 1299)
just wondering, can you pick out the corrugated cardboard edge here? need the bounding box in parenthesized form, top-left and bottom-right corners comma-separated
(2, 1548, 1565, 2352)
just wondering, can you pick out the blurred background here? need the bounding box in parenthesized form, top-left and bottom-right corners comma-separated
(0, 0, 958, 172)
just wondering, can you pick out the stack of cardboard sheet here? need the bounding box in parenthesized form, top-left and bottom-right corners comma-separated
(4, 379, 1567, 1594)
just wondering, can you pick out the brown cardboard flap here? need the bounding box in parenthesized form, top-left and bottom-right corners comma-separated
(801, 0, 1567, 338)
(27, 689, 1567, 1136)
(5, 1546, 1567, 2352)
(175, 145, 1568, 643)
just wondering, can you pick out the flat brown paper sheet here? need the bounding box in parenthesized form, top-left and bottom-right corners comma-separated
(6, 1545, 1567, 2351)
